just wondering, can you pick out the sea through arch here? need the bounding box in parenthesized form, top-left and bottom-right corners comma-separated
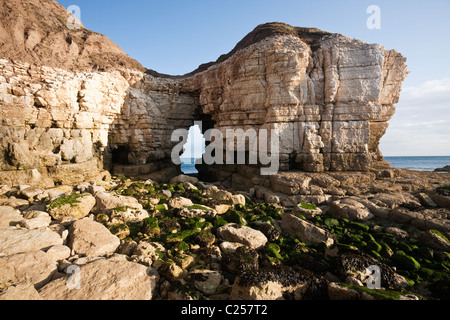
(180, 124, 206, 175)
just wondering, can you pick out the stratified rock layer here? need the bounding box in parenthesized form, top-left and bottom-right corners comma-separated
(187, 32, 407, 173)
(0, 1, 408, 186)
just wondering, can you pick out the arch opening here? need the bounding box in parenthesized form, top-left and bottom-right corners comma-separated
(180, 124, 205, 175)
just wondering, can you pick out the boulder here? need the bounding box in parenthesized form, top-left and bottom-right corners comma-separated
(111, 206, 149, 223)
(0, 197, 29, 208)
(45, 185, 74, 201)
(328, 282, 374, 300)
(219, 241, 245, 254)
(389, 207, 423, 224)
(158, 261, 184, 280)
(205, 186, 233, 201)
(410, 218, 450, 234)
(187, 269, 223, 296)
(371, 193, 421, 210)
(230, 266, 315, 300)
(46, 193, 96, 220)
(19, 186, 44, 200)
(217, 223, 268, 249)
(356, 198, 390, 219)
(269, 174, 311, 195)
(281, 213, 335, 246)
(221, 246, 259, 275)
(45, 245, 71, 262)
(293, 202, 322, 219)
(336, 251, 409, 290)
(384, 227, 409, 239)
(19, 211, 52, 229)
(214, 204, 231, 215)
(39, 258, 159, 300)
(132, 241, 166, 263)
(230, 194, 246, 206)
(93, 191, 143, 212)
(68, 218, 120, 257)
(168, 196, 194, 209)
(419, 230, 450, 251)
(170, 174, 198, 185)
(330, 198, 374, 221)
(415, 193, 438, 208)
(178, 205, 217, 219)
(434, 165, 450, 172)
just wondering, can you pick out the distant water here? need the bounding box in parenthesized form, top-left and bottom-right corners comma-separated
(384, 156, 450, 172)
(181, 156, 450, 173)
(181, 158, 200, 174)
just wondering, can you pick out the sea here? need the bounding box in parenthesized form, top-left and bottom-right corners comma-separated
(384, 156, 450, 172)
(181, 156, 450, 174)
(181, 158, 200, 174)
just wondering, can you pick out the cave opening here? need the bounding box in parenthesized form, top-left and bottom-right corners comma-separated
(111, 145, 131, 165)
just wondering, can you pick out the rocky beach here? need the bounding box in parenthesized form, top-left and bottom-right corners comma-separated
(0, 168, 449, 300)
(0, 0, 449, 301)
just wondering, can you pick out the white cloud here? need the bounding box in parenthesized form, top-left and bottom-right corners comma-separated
(380, 78, 450, 156)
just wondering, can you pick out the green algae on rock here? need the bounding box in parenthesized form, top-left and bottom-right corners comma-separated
(46, 193, 95, 220)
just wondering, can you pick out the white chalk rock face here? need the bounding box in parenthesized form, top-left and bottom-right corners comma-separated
(0, 20, 408, 186)
(185, 26, 408, 174)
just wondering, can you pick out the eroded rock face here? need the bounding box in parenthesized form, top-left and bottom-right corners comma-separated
(0, 58, 198, 185)
(0, 8, 408, 186)
(188, 28, 408, 175)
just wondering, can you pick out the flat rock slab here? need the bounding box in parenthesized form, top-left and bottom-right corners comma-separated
(0, 283, 42, 300)
(0, 250, 58, 289)
(68, 218, 120, 257)
(0, 227, 63, 255)
(39, 258, 159, 300)
(0, 206, 23, 227)
(330, 198, 374, 221)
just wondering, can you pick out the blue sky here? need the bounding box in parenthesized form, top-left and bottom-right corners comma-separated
(59, 0, 450, 156)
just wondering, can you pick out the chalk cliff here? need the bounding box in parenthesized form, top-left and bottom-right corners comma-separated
(0, 0, 408, 187)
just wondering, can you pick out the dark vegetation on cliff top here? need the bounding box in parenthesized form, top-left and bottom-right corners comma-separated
(146, 22, 331, 78)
